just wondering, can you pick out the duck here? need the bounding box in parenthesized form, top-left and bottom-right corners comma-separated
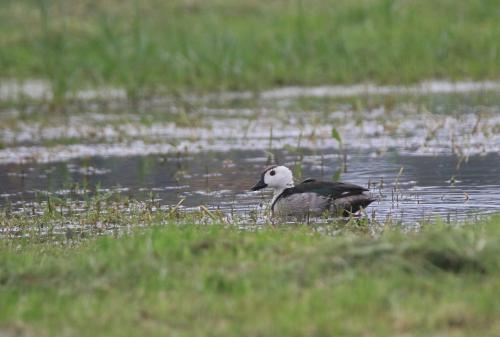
(251, 165, 375, 217)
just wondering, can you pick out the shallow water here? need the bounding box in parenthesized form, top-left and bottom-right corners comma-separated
(2, 79, 500, 102)
(1, 148, 499, 225)
(1, 84, 500, 227)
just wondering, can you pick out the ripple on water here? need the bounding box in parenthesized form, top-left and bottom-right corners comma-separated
(1, 149, 499, 229)
(2, 83, 500, 231)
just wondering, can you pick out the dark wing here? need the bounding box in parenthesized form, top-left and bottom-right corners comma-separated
(284, 181, 368, 200)
(300, 178, 316, 183)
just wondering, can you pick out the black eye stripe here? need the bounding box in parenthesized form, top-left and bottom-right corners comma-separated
(270, 170, 276, 176)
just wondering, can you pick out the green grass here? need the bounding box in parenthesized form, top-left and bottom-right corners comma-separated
(1, 215, 500, 336)
(1, 0, 499, 102)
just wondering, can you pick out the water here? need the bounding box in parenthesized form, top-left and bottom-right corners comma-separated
(1, 83, 500, 228)
(1, 148, 499, 225)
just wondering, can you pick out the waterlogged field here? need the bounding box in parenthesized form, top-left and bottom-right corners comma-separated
(2, 84, 500, 235)
(4, 93, 500, 335)
(2, 0, 500, 335)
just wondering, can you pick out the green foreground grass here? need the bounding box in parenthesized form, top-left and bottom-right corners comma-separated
(1, 0, 500, 101)
(2, 217, 500, 337)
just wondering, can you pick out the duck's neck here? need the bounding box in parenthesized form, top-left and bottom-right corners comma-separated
(271, 182, 294, 205)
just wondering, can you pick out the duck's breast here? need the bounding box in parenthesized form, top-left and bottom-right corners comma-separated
(273, 192, 330, 216)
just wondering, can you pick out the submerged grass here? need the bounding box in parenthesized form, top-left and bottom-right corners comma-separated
(2, 90, 499, 151)
(1, 0, 499, 102)
(1, 215, 500, 336)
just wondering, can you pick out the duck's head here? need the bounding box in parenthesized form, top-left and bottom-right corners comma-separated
(251, 165, 294, 191)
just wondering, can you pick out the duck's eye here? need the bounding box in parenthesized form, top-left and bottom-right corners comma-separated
(270, 170, 276, 176)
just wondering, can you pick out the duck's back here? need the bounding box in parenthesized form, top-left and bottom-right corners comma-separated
(272, 180, 374, 217)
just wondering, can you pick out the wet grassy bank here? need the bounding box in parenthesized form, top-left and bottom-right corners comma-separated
(1, 0, 499, 101)
(1, 215, 500, 336)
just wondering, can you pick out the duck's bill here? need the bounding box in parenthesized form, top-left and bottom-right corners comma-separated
(251, 179, 267, 191)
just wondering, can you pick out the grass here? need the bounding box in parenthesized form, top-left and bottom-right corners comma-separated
(1, 0, 499, 103)
(1, 1, 500, 334)
(1, 215, 500, 336)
